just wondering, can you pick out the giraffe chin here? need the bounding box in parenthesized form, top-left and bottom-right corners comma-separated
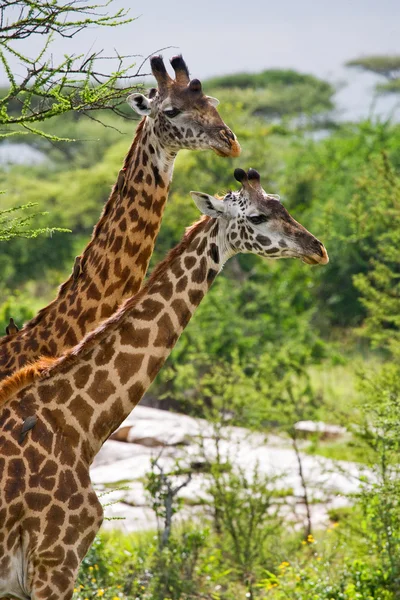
(212, 140, 241, 158)
(302, 253, 329, 266)
(302, 256, 319, 265)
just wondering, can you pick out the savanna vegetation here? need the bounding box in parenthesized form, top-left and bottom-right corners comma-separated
(1, 4, 400, 594)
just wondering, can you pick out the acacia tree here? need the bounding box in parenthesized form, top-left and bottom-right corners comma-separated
(354, 156, 400, 356)
(0, 0, 148, 140)
(0, 203, 69, 241)
(0, 1, 150, 242)
(346, 55, 400, 95)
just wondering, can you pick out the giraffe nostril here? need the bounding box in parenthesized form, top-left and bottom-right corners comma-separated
(318, 243, 329, 264)
(214, 129, 241, 157)
(218, 128, 234, 144)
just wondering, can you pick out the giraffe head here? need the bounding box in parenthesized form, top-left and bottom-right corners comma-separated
(191, 168, 329, 265)
(127, 55, 241, 158)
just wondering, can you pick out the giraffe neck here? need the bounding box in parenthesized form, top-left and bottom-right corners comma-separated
(0, 117, 177, 380)
(30, 217, 228, 462)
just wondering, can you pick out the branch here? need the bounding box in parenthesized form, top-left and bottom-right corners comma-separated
(0, 1, 149, 139)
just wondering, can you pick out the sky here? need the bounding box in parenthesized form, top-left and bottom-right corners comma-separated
(2, 0, 400, 119)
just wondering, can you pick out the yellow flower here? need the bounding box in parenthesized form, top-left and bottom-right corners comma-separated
(301, 540, 307, 545)
(117, 585, 121, 589)
(88, 566, 94, 571)
(112, 597, 120, 600)
(317, 556, 322, 561)
(73, 589, 77, 593)
(332, 522, 339, 528)
(279, 561, 290, 569)
(97, 590, 105, 597)
(307, 534, 315, 543)
(266, 583, 278, 590)
(91, 579, 96, 583)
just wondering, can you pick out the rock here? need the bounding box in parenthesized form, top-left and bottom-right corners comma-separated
(91, 448, 178, 485)
(294, 420, 347, 440)
(88, 406, 368, 534)
(111, 405, 204, 445)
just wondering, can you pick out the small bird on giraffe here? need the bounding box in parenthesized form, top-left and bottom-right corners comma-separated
(5, 317, 19, 336)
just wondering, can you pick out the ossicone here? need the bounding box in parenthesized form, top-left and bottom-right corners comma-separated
(247, 168, 262, 190)
(189, 78, 202, 93)
(247, 168, 261, 182)
(170, 55, 190, 84)
(150, 55, 171, 88)
(234, 168, 248, 183)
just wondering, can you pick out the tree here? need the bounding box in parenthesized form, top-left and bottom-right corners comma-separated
(353, 156, 400, 355)
(0, 203, 69, 241)
(346, 55, 400, 95)
(204, 69, 336, 120)
(0, 0, 145, 140)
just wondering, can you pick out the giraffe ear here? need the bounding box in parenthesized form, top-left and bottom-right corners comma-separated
(190, 192, 226, 219)
(206, 95, 220, 107)
(127, 93, 152, 116)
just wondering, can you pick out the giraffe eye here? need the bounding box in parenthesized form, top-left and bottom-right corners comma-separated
(248, 214, 269, 225)
(164, 108, 181, 118)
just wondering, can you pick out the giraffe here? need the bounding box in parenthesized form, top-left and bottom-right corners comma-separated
(0, 54, 240, 381)
(0, 168, 328, 600)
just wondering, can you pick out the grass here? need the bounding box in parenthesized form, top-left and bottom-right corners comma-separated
(304, 438, 372, 464)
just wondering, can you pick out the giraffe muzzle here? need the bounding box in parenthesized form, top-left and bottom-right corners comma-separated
(213, 128, 241, 157)
(302, 242, 329, 265)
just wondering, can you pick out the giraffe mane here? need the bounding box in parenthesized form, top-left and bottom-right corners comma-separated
(0, 215, 212, 407)
(0, 118, 147, 347)
(0, 356, 57, 407)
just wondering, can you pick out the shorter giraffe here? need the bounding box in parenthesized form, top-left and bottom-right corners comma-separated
(0, 168, 328, 600)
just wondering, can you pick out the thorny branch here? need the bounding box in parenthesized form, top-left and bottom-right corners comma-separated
(0, 0, 131, 41)
(0, 1, 156, 138)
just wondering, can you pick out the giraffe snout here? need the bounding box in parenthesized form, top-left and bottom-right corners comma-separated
(302, 241, 329, 265)
(217, 128, 241, 157)
(318, 243, 329, 265)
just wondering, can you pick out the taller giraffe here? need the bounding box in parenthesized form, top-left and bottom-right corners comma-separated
(0, 55, 240, 381)
(0, 168, 328, 600)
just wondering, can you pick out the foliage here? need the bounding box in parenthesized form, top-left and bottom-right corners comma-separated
(354, 364, 400, 596)
(346, 55, 400, 96)
(72, 363, 400, 600)
(0, 0, 143, 139)
(353, 158, 400, 355)
(0, 202, 69, 241)
(205, 69, 336, 119)
(0, 290, 35, 337)
(265, 548, 393, 599)
(206, 456, 282, 596)
(346, 55, 400, 78)
(376, 79, 400, 94)
(133, 462, 207, 599)
(145, 457, 192, 549)
(284, 121, 400, 327)
(0, 203, 69, 333)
